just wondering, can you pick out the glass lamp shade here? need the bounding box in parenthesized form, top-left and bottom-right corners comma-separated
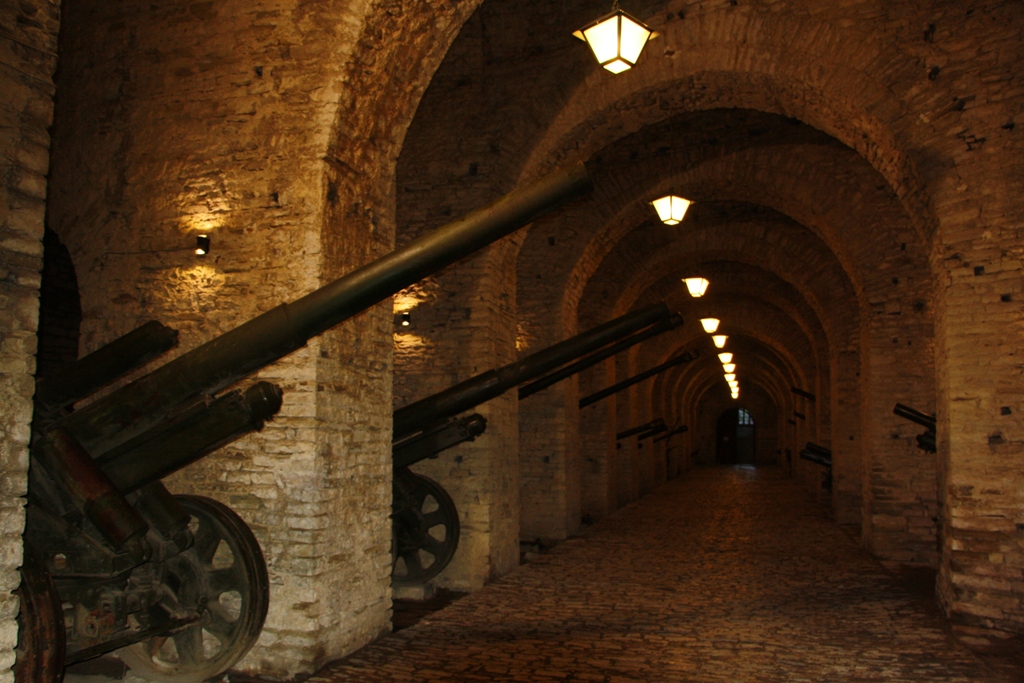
(728, 380, 739, 388)
(718, 352, 733, 364)
(731, 392, 740, 399)
(712, 335, 728, 348)
(722, 363, 736, 373)
(573, 8, 655, 74)
(700, 318, 720, 333)
(683, 277, 709, 297)
(724, 373, 736, 382)
(651, 195, 692, 225)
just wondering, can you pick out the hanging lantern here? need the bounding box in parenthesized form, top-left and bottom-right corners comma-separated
(700, 318, 720, 333)
(651, 195, 692, 225)
(573, 2, 657, 74)
(724, 373, 736, 382)
(712, 335, 728, 348)
(683, 277, 709, 298)
(718, 352, 733, 364)
(723, 363, 736, 373)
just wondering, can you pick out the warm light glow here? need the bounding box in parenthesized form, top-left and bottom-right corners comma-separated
(724, 373, 736, 382)
(718, 353, 733, 363)
(683, 277, 709, 297)
(701, 318, 720, 333)
(712, 335, 728, 348)
(729, 381, 739, 388)
(194, 234, 210, 256)
(651, 195, 692, 225)
(573, 6, 655, 74)
(723, 363, 736, 373)
(401, 312, 411, 327)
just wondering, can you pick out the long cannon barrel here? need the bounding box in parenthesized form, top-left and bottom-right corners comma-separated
(393, 303, 671, 439)
(616, 418, 665, 441)
(49, 163, 593, 457)
(518, 313, 684, 400)
(393, 414, 487, 469)
(893, 403, 936, 430)
(579, 348, 699, 408)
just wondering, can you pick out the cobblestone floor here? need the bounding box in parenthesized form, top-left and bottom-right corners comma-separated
(311, 466, 1017, 683)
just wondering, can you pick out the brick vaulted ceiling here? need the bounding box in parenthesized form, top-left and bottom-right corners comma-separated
(396, 0, 937, 422)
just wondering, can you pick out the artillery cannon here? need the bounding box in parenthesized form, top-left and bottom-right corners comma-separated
(892, 403, 937, 453)
(17, 162, 593, 683)
(390, 305, 683, 585)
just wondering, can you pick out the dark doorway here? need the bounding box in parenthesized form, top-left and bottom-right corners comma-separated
(716, 408, 755, 465)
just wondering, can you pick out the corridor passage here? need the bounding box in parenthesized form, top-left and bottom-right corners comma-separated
(312, 467, 1012, 683)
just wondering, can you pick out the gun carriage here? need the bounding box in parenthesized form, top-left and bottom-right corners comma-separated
(892, 403, 937, 453)
(18, 162, 593, 683)
(390, 305, 684, 585)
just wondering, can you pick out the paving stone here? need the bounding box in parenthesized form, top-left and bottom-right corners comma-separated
(311, 467, 1014, 683)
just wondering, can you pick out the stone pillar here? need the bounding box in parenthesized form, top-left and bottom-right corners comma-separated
(0, 0, 60, 678)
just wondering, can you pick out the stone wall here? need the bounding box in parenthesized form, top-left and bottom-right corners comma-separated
(0, 0, 59, 678)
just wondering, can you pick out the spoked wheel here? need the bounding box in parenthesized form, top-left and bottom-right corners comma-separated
(14, 546, 66, 683)
(391, 469, 460, 587)
(117, 495, 268, 683)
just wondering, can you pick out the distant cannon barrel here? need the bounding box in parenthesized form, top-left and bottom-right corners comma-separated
(616, 418, 665, 441)
(637, 423, 668, 441)
(893, 403, 936, 431)
(579, 349, 699, 408)
(653, 425, 688, 443)
(518, 313, 684, 400)
(799, 442, 832, 467)
(49, 162, 592, 458)
(393, 303, 671, 440)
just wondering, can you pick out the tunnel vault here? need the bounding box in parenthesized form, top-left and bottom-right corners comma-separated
(2, 0, 1022, 679)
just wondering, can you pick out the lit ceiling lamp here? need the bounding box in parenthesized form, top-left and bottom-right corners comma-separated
(683, 277, 709, 297)
(724, 373, 736, 382)
(700, 318, 720, 333)
(652, 195, 692, 225)
(728, 381, 739, 388)
(573, 1, 657, 75)
(723, 363, 736, 373)
(712, 335, 728, 348)
(718, 352, 733, 364)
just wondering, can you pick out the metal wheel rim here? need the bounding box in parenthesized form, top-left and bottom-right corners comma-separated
(392, 471, 460, 586)
(117, 495, 268, 683)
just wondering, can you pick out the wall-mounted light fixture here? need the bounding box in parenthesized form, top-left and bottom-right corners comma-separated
(712, 334, 728, 348)
(651, 195, 692, 225)
(700, 318, 720, 333)
(401, 312, 411, 327)
(573, 1, 657, 74)
(718, 353, 733, 364)
(195, 234, 211, 256)
(683, 277, 709, 297)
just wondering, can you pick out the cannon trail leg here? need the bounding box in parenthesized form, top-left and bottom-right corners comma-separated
(117, 495, 268, 683)
(391, 469, 460, 586)
(14, 547, 66, 683)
